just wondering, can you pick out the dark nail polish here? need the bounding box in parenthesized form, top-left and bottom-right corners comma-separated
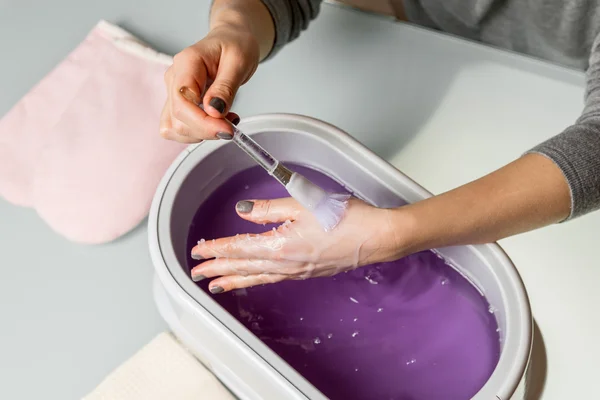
(210, 286, 224, 294)
(232, 116, 241, 125)
(191, 253, 204, 260)
(192, 274, 206, 282)
(209, 97, 226, 114)
(236, 200, 254, 214)
(216, 132, 233, 140)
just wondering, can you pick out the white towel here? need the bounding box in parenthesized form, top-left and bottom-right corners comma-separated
(83, 332, 235, 400)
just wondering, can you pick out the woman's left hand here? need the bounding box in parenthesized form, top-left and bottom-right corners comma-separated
(190, 153, 576, 295)
(190, 197, 405, 293)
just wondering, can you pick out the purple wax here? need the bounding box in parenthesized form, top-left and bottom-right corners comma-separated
(187, 165, 500, 400)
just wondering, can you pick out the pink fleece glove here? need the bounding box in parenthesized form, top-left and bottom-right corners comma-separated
(0, 21, 186, 244)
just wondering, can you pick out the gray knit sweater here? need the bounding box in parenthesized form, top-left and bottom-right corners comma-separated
(259, 0, 600, 219)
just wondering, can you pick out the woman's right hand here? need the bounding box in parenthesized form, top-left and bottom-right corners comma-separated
(160, 24, 261, 143)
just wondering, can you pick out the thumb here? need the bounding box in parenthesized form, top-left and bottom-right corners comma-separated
(235, 198, 303, 224)
(203, 54, 248, 117)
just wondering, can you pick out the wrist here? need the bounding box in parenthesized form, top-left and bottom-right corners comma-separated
(210, 8, 252, 33)
(383, 206, 428, 260)
(210, 0, 275, 60)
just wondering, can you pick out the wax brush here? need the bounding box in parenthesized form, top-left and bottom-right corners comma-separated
(227, 123, 351, 231)
(180, 87, 350, 231)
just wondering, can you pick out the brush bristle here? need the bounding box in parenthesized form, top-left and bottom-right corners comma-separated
(313, 193, 351, 232)
(285, 172, 350, 231)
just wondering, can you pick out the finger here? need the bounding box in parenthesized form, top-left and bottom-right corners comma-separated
(203, 50, 248, 117)
(161, 129, 200, 144)
(169, 52, 233, 139)
(172, 92, 234, 139)
(207, 273, 289, 293)
(179, 87, 239, 128)
(169, 56, 207, 128)
(163, 65, 174, 89)
(191, 258, 303, 281)
(159, 101, 201, 144)
(191, 231, 286, 261)
(235, 198, 303, 224)
(159, 97, 173, 139)
(161, 69, 202, 142)
(171, 48, 207, 107)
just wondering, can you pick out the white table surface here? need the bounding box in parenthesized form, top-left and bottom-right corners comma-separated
(1, 1, 597, 399)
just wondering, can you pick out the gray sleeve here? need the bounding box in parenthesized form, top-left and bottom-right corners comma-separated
(528, 33, 600, 220)
(259, 0, 322, 60)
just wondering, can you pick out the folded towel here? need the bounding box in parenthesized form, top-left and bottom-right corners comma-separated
(83, 332, 235, 400)
(0, 20, 186, 244)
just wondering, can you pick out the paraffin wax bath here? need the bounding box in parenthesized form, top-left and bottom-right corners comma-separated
(187, 165, 500, 400)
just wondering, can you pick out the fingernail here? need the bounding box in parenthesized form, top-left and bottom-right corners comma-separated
(216, 132, 233, 140)
(210, 286, 224, 294)
(209, 97, 226, 114)
(192, 274, 206, 282)
(179, 86, 200, 105)
(236, 200, 254, 214)
(191, 253, 204, 260)
(232, 116, 240, 125)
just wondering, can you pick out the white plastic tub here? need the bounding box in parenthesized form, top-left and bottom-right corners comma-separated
(148, 113, 532, 400)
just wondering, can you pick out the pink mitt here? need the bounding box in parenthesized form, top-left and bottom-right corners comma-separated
(0, 21, 186, 244)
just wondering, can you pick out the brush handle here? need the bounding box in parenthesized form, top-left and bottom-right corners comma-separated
(231, 125, 279, 174)
(178, 87, 291, 183)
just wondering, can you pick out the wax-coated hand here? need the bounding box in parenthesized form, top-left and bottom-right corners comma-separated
(160, 25, 260, 143)
(190, 198, 403, 293)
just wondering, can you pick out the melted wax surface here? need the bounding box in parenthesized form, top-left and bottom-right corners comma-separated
(187, 165, 500, 400)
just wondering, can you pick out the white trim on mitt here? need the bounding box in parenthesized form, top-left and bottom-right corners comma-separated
(96, 19, 174, 66)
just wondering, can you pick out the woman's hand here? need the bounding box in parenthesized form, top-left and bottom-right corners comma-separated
(160, 0, 275, 143)
(190, 198, 405, 293)
(189, 153, 573, 294)
(160, 26, 259, 143)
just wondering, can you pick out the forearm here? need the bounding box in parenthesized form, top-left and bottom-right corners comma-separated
(526, 32, 600, 219)
(394, 31, 600, 255)
(210, 0, 275, 60)
(394, 153, 571, 254)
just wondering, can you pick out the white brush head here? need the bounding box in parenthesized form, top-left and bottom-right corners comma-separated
(285, 173, 350, 231)
(313, 192, 351, 231)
